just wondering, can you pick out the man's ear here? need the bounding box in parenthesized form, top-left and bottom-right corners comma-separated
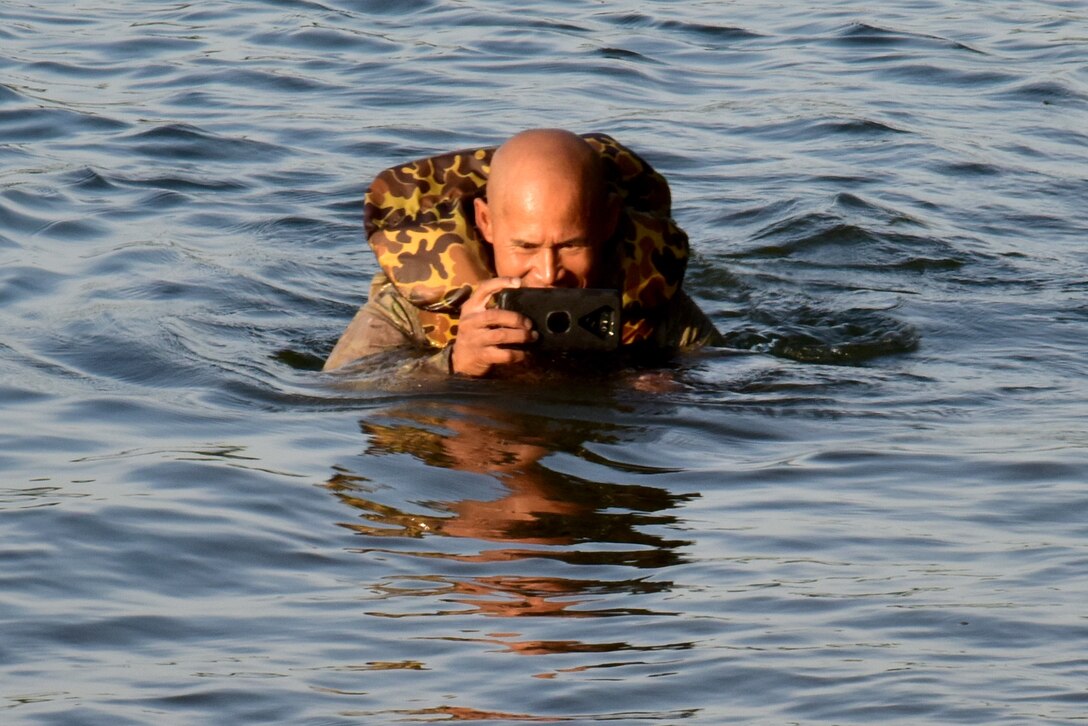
(474, 197, 494, 244)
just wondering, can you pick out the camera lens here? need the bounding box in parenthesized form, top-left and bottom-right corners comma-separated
(545, 311, 571, 334)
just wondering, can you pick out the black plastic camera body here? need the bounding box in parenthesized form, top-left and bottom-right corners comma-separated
(494, 287, 621, 352)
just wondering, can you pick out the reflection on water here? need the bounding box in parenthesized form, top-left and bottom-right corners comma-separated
(326, 402, 693, 642)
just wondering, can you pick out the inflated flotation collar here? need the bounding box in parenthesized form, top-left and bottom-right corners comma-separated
(363, 133, 688, 348)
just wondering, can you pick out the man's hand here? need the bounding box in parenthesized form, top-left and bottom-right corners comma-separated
(451, 277, 538, 377)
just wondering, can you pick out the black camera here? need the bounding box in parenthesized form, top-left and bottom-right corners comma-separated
(494, 287, 621, 352)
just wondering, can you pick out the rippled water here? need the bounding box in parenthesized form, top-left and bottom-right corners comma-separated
(3, 1, 1088, 723)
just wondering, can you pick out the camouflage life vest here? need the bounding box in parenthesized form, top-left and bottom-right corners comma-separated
(363, 133, 688, 348)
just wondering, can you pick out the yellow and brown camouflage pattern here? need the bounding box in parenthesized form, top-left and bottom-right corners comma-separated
(363, 133, 689, 348)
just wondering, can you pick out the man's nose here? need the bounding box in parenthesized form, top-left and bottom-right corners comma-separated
(533, 247, 558, 286)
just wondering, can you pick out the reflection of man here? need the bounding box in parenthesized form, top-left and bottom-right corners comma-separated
(331, 402, 692, 562)
(326, 401, 694, 656)
(324, 129, 719, 375)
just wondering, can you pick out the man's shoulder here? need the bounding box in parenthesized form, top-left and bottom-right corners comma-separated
(365, 273, 425, 337)
(652, 289, 722, 351)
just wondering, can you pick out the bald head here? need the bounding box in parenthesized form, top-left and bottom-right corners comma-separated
(486, 129, 608, 222)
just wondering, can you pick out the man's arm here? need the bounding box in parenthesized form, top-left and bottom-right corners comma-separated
(325, 274, 536, 377)
(324, 275, 450, 374)
(324, 302, 408, 370)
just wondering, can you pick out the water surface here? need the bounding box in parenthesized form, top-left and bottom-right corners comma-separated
(2, 1, 1088, 723)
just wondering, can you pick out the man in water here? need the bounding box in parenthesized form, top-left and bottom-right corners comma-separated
(324, 128, 719, 376)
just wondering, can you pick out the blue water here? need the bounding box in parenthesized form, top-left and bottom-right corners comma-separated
(3, 1, 1088, 723)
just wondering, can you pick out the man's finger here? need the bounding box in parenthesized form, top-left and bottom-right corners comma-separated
(474, 325, 537, 349)
(462, 276, 522, 316)
(481, 347, 528, 366)
(462, 308, 532, 332)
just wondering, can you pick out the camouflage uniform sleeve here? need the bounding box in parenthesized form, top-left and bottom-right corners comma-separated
(651, 289, 723, 351)
(323, 273, 452, 375)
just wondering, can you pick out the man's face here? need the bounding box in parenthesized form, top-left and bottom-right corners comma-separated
(474, 179, 606, 289)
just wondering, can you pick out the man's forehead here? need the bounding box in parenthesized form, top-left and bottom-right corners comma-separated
(488, 175, 593, 215)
